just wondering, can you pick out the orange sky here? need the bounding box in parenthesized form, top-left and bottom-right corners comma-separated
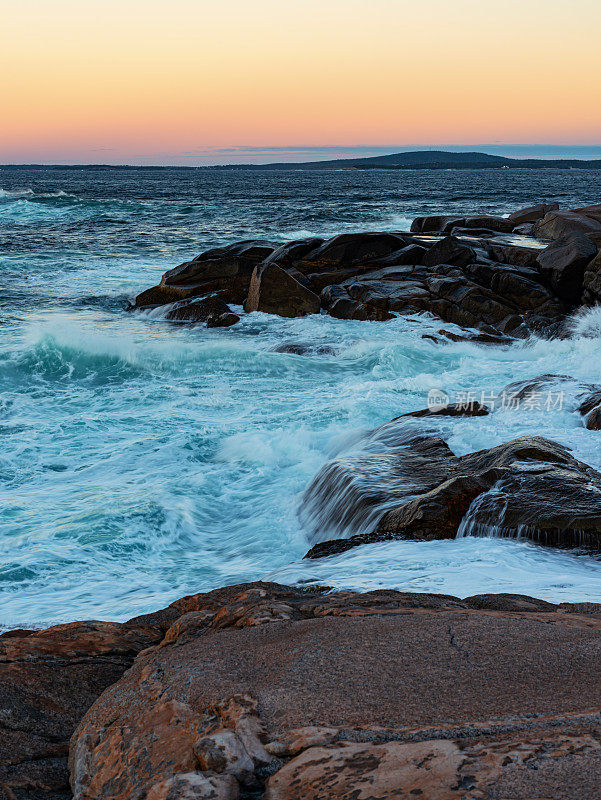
(2, 0, 600, 164)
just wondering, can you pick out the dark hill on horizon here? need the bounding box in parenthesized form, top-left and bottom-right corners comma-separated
(210, 149, 601, 171)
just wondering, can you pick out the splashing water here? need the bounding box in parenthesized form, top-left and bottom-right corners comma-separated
(2, 166, 601, 627)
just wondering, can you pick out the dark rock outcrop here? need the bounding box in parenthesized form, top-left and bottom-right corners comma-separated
(320, 259, 562, 335)
(483, 241, 540, 271)
(582, 250, 601, 304)
(411, 215, 514, 234)
(536, 233, 597, 304)
(533, 205, 601, 240)
(585, 405, 601, 430)
(131, 202, 601, 336)
(421, 235, 475, 267)
(134, 241, 276, 308)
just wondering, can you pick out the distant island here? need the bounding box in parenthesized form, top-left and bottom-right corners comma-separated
(209, 149, 601, 171)
(4, 150, 601, 170)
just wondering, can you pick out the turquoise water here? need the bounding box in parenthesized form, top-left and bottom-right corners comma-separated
(2, 167, 601, 627)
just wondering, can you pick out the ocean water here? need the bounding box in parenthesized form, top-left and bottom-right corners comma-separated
(2, 166, 601, 628)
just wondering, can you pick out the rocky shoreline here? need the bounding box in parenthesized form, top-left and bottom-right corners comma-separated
(5, 202, 601, 799)
(133, 202, 601, 342)
(4, 582, 601, 799)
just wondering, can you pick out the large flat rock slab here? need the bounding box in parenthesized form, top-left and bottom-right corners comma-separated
(68, 583, 601, 800)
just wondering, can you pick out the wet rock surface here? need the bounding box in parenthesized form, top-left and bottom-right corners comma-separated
(164, 296, 240, 327)
(303, 424, 601, 557)
(133, 203, 601, 337)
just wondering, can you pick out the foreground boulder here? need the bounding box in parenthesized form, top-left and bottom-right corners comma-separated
(60, 583, 601, 800)
(4, 584, 601, 799)
(304, 429, 601, 558)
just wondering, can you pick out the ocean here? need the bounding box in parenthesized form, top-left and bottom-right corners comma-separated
(2, 165, 601, 628)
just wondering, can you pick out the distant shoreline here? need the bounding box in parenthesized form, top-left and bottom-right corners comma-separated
(3, 148, 601, 171)
(2, 163, 601, 171)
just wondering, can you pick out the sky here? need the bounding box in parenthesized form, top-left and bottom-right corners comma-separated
(1, 0, 601, 165)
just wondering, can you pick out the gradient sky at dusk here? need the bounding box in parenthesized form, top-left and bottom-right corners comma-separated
(2, 0, 601, 164)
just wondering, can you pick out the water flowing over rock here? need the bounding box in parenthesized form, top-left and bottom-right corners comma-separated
(299, 428, 458, 541)
(303, 423, 601, 557)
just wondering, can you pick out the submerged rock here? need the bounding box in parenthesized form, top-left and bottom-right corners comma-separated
(397, 401, 489, 418)
(271, 341, 337, 356)
(422, 327, 513, 345)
